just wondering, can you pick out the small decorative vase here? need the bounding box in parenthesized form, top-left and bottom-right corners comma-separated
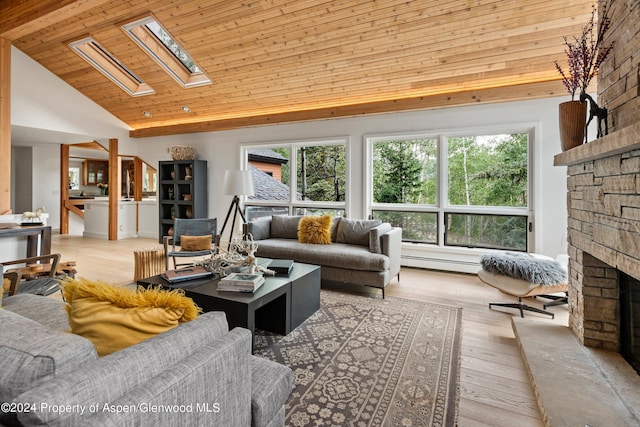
(186, 207, 193, 219)
(559, 100, 587, 151)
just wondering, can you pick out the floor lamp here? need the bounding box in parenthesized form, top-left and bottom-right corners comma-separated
(218, 170, 254, 250)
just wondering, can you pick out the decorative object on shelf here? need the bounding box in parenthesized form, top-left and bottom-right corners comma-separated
(580, 92, 608, 141)
(559, 100, 588, 151)
(169, 145, 197, 160)
(21, 206, 45, 223)
(170, 170, 176, 179)
(167, 186, 174, 200)
(183, 194, 192, 201)
(217, 170, 254, 250)
(97, 183, 108, 196)
(171, 206, 176, 220)
(554, 2, 614, 151)
(186, 207, 193, 219)
(185, 165, 192, 180)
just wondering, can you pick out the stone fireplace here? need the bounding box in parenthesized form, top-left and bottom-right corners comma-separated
(553, 0, 640, 364)
(555, 132, 640, 355)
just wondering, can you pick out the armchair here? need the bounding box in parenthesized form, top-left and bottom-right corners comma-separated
(163, 218, 217, 269)
(478, 252, 568, 319)
(1, 253, 62, 297)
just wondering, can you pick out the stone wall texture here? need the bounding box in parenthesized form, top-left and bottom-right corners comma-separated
(567, 0, 640, 351)
(598, 0, 640, 131)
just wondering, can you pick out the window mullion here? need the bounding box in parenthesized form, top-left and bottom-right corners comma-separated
(438, 135, 448, 247)
(289, 145, 297, 214)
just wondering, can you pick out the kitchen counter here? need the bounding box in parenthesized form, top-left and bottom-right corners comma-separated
(82, 198, 157, 240)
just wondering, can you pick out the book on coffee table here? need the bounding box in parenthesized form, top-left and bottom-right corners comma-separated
(161, 266, 212, 283)
(218, 273, 265, 292)
(268, 259, 294, 276)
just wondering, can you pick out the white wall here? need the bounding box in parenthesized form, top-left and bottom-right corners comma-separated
(11, 43, 573, 269)
(11, 46, 133, 148)
(31, 144, 62, 227)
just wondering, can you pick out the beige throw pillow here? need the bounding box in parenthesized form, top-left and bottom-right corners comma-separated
(180, 234, 212, 251)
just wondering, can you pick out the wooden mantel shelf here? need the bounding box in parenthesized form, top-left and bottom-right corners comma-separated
(554, 122, 640, 166)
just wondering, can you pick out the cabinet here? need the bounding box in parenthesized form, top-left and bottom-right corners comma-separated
(158, 160, 208, 242)
(84, 160, 108, 185)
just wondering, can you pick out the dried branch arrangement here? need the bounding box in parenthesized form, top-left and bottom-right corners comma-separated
(555, 2, 615, 100)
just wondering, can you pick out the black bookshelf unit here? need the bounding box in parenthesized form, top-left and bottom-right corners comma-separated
(158, 160, 208, 242)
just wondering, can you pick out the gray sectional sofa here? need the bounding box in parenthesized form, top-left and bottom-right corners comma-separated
(0, 294, 292, 427)
(245, 215, 402, 297)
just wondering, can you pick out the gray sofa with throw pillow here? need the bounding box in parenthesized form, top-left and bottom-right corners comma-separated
(0, 293, 292, 427)
(244, 215, 402, 297)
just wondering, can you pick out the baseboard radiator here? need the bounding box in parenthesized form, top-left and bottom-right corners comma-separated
(401, 254, 480, 274)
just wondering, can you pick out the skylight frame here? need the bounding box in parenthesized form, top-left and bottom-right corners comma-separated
(122, 16, 211, 88)
(69, 37, 155, 97)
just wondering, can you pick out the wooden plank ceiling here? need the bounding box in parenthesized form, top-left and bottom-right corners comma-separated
(2, 0, 593, 138)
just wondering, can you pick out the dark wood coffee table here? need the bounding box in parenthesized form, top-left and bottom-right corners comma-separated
(137, 262, 320, 349)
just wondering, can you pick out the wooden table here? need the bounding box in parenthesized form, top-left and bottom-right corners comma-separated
(0, 225, 51, 258)
(7, 261, 77, 280)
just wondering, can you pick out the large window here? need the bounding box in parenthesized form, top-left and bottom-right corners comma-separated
(243, 140, 347, 221)
(368, 130, 531, 251)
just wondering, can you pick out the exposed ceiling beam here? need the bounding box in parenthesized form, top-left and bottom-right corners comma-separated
(0, 0, 109, 40)
(69, 141, 108, 151)
(0, 37, 11, 214)
(130, 80, 566, 138)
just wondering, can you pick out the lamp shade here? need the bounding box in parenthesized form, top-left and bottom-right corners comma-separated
(223, 170, 254, 196)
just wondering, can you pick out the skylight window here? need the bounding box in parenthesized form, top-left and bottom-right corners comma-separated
(123, 17, 211, 88)
(145, 21, 200, 73)
(69, 37, 154, 97)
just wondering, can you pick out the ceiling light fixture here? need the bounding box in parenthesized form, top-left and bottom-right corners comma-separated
(142, 111, 152, 117)
(181, 106, 191, 113)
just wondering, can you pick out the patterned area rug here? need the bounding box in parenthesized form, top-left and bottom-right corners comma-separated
(254, 290, 462, 427)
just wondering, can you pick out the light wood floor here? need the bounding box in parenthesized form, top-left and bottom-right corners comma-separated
(51, 234, 570, 427)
